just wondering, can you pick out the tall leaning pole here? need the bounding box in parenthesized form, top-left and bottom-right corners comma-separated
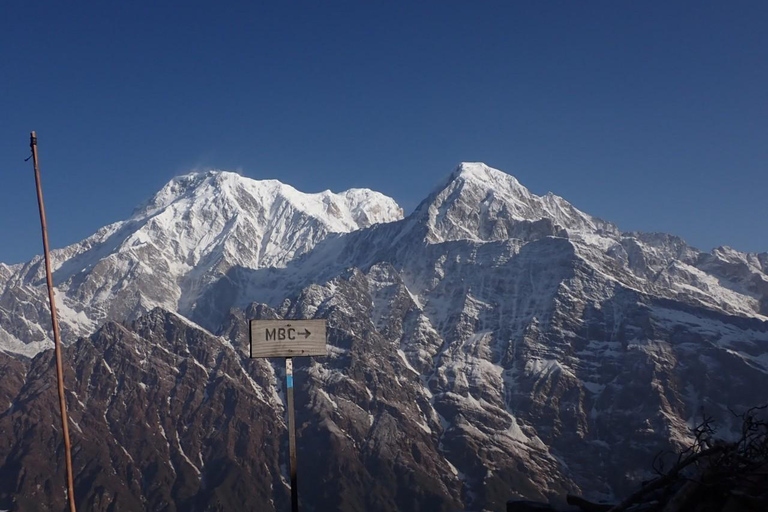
(30, 131, 78, 512)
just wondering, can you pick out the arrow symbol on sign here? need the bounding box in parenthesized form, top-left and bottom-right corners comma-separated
(301, 329, 311, 338)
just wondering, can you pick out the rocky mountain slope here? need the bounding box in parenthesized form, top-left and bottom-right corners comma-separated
(0, 163, 766, 511)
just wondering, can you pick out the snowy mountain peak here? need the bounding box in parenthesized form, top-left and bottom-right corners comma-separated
(135, 170, 239, 214)
(0, 169, 403, 355)
(452, 161, 525, 189)
(128, 168, 403, 271)
(136, 170, 401, 230)
(420, 162, 618, 244)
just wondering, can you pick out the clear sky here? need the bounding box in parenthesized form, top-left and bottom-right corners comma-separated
(1, 1, 766, 264)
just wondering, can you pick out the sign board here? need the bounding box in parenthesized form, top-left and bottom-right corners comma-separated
(249, 319, 327, 358)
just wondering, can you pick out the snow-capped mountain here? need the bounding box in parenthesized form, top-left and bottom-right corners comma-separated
(420, 162, 619, 243)
(187, 163, 767, 328)
(0, 170, 402, 356)
(0, 163, 766, 511)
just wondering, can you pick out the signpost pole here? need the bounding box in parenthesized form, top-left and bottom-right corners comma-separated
(286, 357, 299, 512)
(249, 319, 326, 511)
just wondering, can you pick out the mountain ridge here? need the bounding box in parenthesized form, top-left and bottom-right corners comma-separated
(0, 170, 403, 356)
(0, 162, 767, 511)
(1, 162, 766, 358)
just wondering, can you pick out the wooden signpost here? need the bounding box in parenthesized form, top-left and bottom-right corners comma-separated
(249, 319, 327, 512)
(249, 320, 327, 358)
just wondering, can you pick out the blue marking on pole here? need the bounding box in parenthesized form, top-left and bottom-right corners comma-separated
(287, 375, 294, 388)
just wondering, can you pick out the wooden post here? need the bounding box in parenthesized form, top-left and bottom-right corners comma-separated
(30, 131, 77, 512)
(286, 357, 298, 512)
(249, 320, 327, 511)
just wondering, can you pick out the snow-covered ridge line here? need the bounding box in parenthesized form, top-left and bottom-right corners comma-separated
(0, 163, 766, 359)
(135, 170, 402, 229)
(0, 168, 404, 356)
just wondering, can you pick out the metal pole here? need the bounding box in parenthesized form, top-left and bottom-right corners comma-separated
(286, 357, 298, 512)
(30, 131, 77, 512)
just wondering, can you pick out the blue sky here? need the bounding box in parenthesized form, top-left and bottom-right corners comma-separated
(1, 1, 766, 263)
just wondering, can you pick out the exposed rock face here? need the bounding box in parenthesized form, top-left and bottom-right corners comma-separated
(0, 162, 766, 511)
(0, 309, 467, 511)
(0, 354, 25, 415)
(0, 310, 286, 511)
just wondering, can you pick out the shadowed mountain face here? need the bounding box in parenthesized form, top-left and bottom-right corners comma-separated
(0, 163, 767, 511)
(0, 310, 467, 512)
(0, 312, 285, 511)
